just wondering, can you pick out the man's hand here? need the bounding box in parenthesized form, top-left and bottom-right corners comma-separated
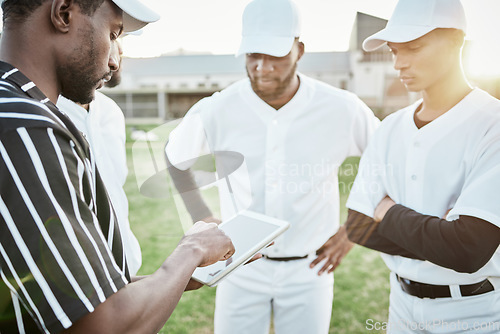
(201, 216, 222, 225)
(310, 225, 354, 275)
(181, 221, 235, 267)
(185, 278, 204, 291)
(201, 216, 266, 265)
(201, 216, 222, 224)
(373, 196, 396, 223)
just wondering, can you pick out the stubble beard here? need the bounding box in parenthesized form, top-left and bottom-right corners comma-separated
(58, 27, 102, 104)
(248, 63, 297, 103)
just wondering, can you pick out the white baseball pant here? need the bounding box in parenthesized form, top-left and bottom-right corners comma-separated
(214, 255, 334, 334)
(387, 273, 500, 334)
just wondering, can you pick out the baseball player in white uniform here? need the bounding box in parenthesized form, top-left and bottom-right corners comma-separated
(165, 0, 379, 333)
(345, 0, 500, 333)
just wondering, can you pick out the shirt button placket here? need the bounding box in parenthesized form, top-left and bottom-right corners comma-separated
(406, 136, 424, 208)
(266, 116, 282, 253)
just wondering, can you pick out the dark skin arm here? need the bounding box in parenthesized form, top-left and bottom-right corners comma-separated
(310, 225, 354, 275)
(165, 150, 213, 222)
(64, 222, 234, 334)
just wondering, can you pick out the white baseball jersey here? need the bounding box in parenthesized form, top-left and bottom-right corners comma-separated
(166, 73, 379, 257)
(347, 88, 500, 285)
(57, 92, 142, 275)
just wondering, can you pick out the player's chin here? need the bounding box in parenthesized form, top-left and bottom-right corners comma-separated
(61, 88, 95, 105)
(254, 88, 280, 102)
(403, 83, 422, 93)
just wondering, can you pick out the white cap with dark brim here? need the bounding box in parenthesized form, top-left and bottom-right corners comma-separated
(111, 0, 160, 33)
(362, 0, 466, 52)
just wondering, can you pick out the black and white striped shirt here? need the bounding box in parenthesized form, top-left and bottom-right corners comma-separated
(0, 61, 129, 333)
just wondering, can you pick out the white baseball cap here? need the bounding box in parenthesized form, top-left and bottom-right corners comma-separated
(362, 0, 466, 52)
(111, 0, 160, 33)
(236, 0, 301, 57)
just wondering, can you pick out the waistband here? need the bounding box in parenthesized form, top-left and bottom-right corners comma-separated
(263, 254, 309, 262)
(396, 274, 494, 299)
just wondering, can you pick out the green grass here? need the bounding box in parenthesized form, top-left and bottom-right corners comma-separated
(125, 124, 390, 334)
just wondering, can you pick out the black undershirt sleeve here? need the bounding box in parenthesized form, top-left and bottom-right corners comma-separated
(379, 204, 500, 273)
(346, 205, 500, 274)
(345, 209, 424, 260)
(165, 152, 213, 222)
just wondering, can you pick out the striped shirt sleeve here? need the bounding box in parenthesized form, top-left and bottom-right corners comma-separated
(0, 126, 128, 333)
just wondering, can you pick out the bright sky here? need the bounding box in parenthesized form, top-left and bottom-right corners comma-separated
(123, 0, 500, 77)
(0, 0, 498, 76)
(124, 0, 398, 57)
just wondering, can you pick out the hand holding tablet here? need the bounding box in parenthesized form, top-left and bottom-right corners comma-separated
(191, 210, 290, 287)
(184, 221, 235, 266)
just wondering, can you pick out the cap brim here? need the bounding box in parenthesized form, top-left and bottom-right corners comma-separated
(236, 35, 295, 57)
(362, 25, 435, 52)
(112, 0, 160, 33)
(124, 28, 144, 37)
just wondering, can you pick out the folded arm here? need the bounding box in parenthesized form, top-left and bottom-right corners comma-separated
(378, 204, 500, 273)
(345, 209, 424, 260)
(346, 201, 500, 273)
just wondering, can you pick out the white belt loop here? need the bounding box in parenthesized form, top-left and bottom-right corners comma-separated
(488, 277, 500, 291)
(449, 284, 462, 299)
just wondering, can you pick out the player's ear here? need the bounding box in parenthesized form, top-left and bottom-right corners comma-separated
(296, 40, 305, 61)
(451, 29, 465, 49)
(50, 0, 74, 33)
(438, 28, 464, 50)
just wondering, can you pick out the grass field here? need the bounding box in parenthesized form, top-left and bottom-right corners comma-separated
(125, 123, 390, 334)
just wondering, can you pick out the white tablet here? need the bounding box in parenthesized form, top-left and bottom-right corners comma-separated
(191, 210, 290, 287)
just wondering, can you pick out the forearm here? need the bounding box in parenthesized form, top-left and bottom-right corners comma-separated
(65, 245, 202, 334)
(130, 275, 147, 283)
(379, 205, 500, 273)
(65, 220, 235, 333)
(166, 152, 212, 221)
(345, 209, 423, 259)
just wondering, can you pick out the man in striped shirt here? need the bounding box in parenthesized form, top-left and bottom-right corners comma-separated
(57, 38, 143, 277)
(0, 1, 235, 333)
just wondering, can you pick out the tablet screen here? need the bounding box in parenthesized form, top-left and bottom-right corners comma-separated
(191, 211, 289, 286)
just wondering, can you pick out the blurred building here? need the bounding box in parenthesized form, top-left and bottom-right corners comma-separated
(102, 12, 417, 122)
